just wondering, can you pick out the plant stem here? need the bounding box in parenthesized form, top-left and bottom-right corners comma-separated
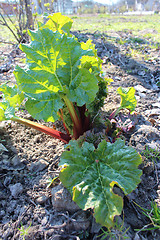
(109, 107, 122, 120)
(63, 96, 82, 139)
(11, 116, 71, 144)
(58, 109, 70, 135)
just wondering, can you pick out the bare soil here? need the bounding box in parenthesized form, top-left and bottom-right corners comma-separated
(0, 27, 160, 240)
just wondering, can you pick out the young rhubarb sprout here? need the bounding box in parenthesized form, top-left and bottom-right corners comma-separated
(109, 87, 137, 120)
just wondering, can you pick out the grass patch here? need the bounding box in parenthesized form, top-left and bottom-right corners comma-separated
(0, 14, 159, 49)
(71, 14, 160, 43)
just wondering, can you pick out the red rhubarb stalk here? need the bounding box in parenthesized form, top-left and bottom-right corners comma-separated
(11, 116, 71, 144)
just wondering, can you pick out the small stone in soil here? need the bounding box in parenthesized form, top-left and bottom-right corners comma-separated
(41, 216, 48, 226)
(36, 195, 49, 205)
(134, 84, 150, 93)
(51, 184, 80, 213)
(2, 153, 9, 160)
(9, 183, 23, 198)
(0, 143, 8, 152)
(137, 92, 146, 98)
(11, 155, 21, 166)
(72, 211, 90, 231)
(0, 210, 5, 217)
(3, 176, 13, 187)
(152, 102, 160, 108)
(29, 159, 49, 172)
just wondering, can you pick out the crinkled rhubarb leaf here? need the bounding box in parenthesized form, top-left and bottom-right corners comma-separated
(117, 87, 137, 113)
(0, 84, 24, 121)
(59, 139, 142, 228)
(14, 28, 99, 122)
(81, 40, 102, 73)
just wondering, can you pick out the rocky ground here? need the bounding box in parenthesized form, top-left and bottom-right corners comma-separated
(0, 28, 160, 240)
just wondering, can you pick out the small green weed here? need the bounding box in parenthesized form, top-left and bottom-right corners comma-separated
(78, 230, 90, 239)
(117, 38, 126, 45)
(143, 33, 154, 39)
(98, 216, 130, 240)
(18, 222, 32, 240)
(126, 48, 139, 58)
(126, 70, 132, 74)
(128, 37, 145, 44)
(71, 16, 78, 19)
(134, 201, 160, 231)
(142, 145, 160, 164)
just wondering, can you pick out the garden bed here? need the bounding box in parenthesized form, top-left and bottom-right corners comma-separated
(0, 14, 160, 239)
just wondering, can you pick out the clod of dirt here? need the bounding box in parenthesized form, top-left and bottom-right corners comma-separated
(130, 125, 160, 152)
(36, 195, 49, 205)
(9, 183, 23, 198)
(29, 159, 49, 172)
(70, 211, 91, 231)
(1, 154, 25, 171)
(0, 143, 8, 152)
(51, 184, 80, 213)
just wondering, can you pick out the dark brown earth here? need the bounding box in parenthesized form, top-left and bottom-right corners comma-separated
(0, 28, 160, 240)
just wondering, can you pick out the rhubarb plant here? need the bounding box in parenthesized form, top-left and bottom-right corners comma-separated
(105, 86, 138, 139)
(0, 13, 142, 229)
(0, 13, 107, 142)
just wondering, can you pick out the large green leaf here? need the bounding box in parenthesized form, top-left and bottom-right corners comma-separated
(59, 139, 142, 228)
(117, 87, 137, 113)
(14, 28, 99, 122)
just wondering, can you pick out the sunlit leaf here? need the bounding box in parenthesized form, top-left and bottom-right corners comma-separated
(14, 28, 99, 122)
(59, 139, 142, 228)
(117, 87, 137, 113)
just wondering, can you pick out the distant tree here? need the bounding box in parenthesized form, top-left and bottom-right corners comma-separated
(76, 0, 95, 14)
(117, 0, 128, 13)
(24, 0, 34, 29)
(0, 0, 35, 43)
(0, 0, 75, 45)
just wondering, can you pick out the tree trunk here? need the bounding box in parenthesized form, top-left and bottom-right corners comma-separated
(24, 0, 34, 30)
